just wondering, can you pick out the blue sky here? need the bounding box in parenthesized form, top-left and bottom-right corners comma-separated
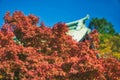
(0, 0, 120, 32)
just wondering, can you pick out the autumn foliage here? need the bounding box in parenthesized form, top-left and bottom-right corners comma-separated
(0, 11, 120, 80)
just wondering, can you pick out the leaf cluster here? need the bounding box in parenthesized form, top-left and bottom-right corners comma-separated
(0, 11, 119, 80)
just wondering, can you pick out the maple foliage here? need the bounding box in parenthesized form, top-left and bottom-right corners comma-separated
(0, 11, 120, 80)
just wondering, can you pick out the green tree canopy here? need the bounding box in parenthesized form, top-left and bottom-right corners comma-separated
(89, 17, 120, 60)
(89, 18, 116, 35)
